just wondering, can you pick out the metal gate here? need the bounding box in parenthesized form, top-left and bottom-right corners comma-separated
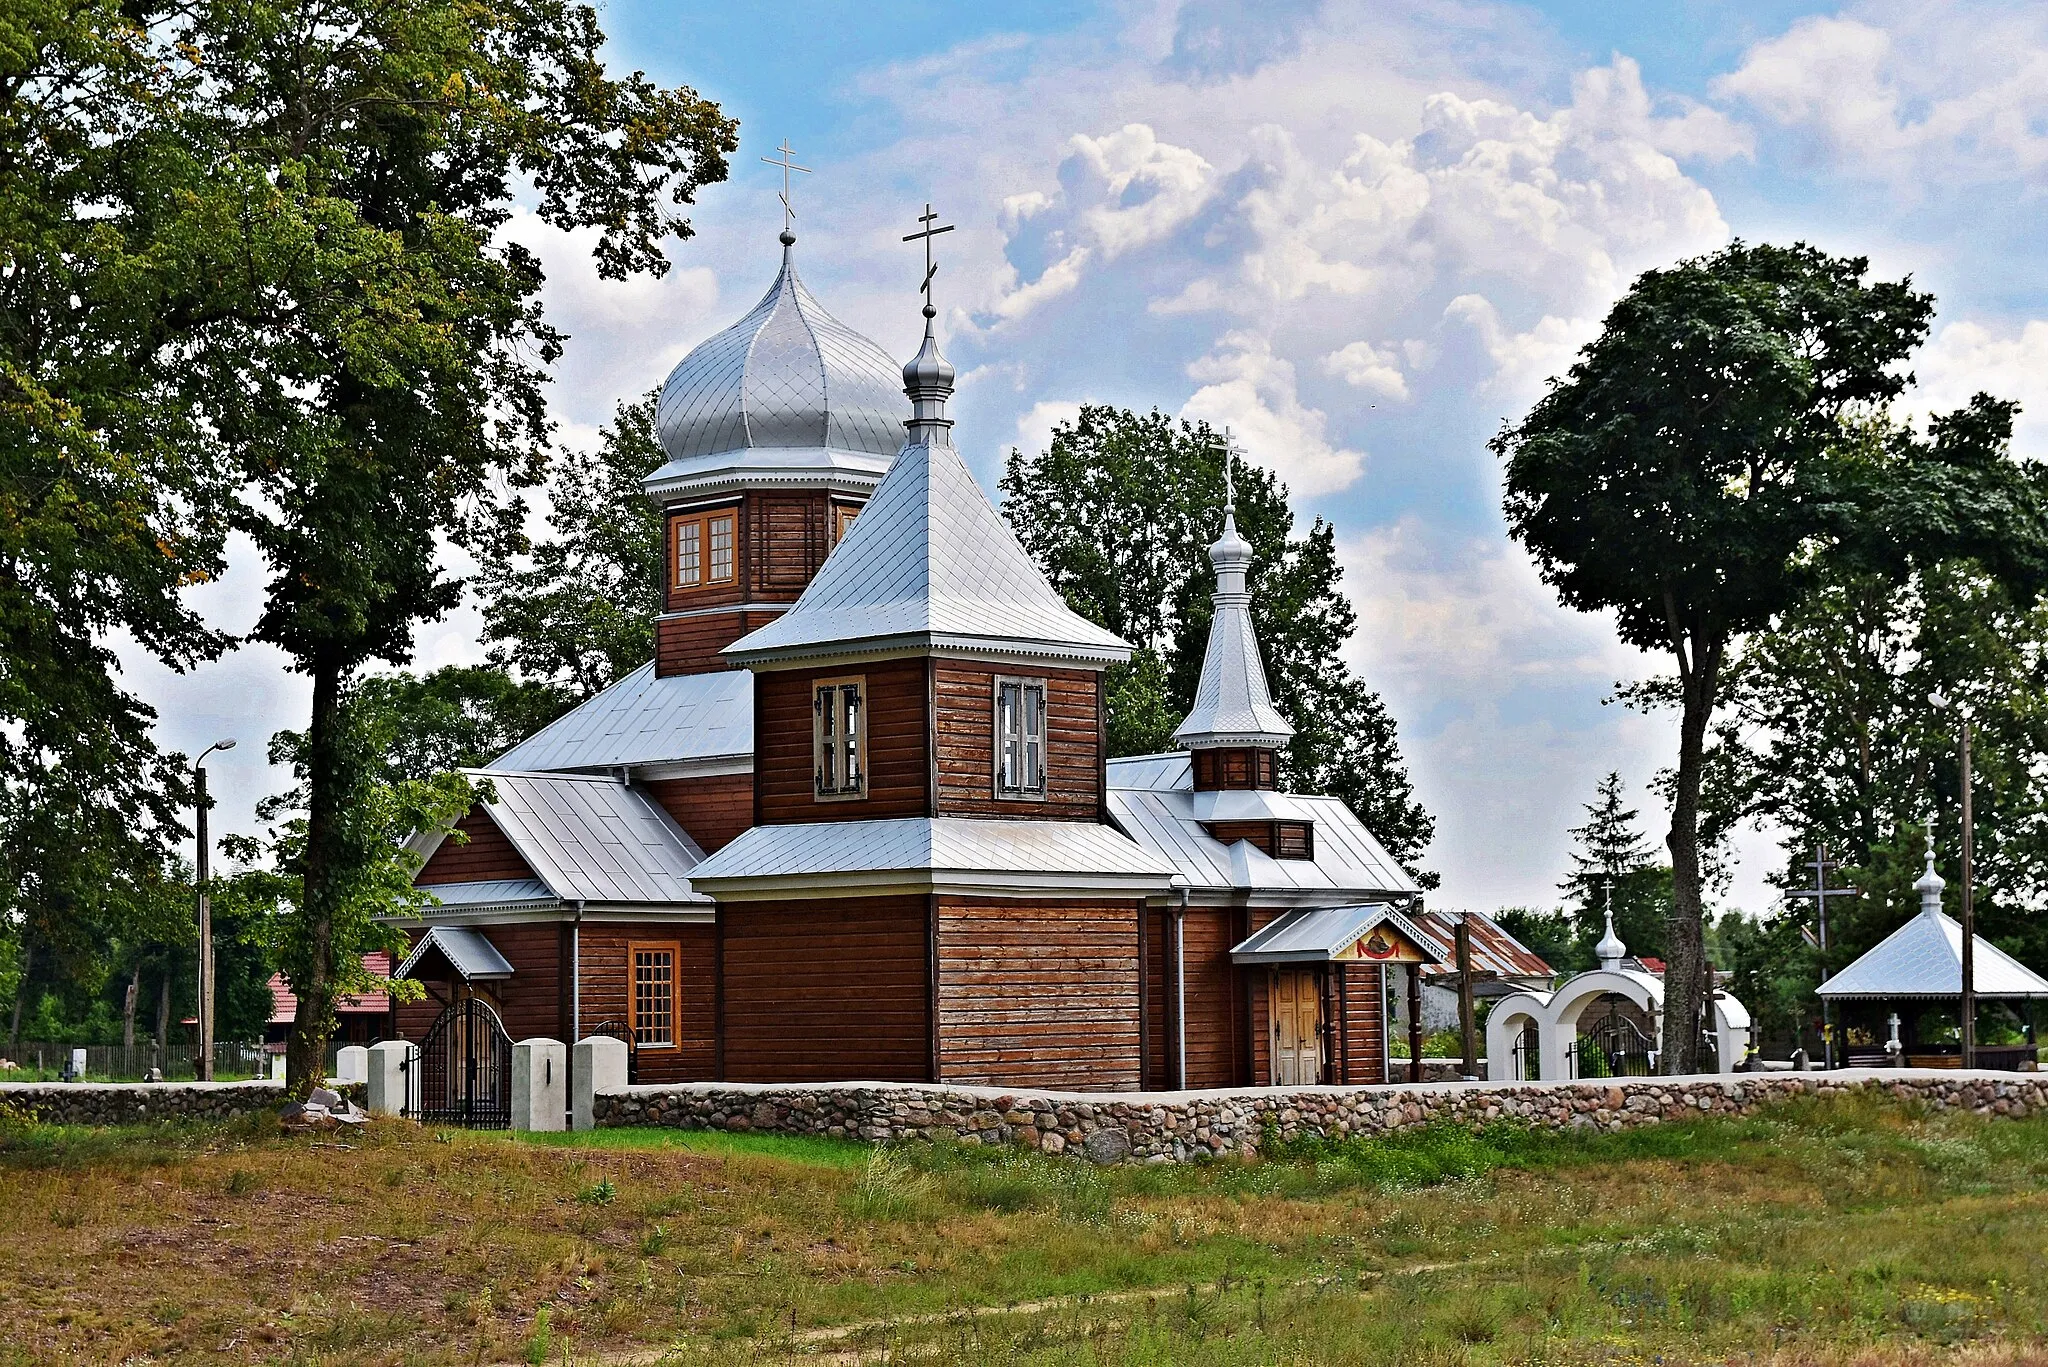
(1571, 1001, 1655, 1079)
(586, 1019, 640, 1084)
(410, 998, 513, 1129)
(1510, 1022, 1541, 1080)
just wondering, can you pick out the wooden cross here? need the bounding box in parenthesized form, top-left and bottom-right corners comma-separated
(902, 203, 955, 302)
(760, 138, 811, 232)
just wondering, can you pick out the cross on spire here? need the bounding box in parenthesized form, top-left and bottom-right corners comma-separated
(760, 138, 811, 234)
(1221, 426, 1237, 514)
(902, 202, 955, 313)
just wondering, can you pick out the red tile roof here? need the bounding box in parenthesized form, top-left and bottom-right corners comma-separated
(267, 952, 394, 1024)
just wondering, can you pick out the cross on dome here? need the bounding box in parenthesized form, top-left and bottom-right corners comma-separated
(760, 137, 811, 241)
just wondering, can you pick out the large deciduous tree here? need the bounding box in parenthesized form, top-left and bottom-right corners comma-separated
(140, 0, 735, 1090)
(1495, 241, 2048, 1073)
(1001, 405, 1434, 877)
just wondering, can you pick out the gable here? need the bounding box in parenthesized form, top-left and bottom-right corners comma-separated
(416, 809, 537, 886)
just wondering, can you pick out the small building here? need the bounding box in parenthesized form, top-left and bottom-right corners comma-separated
(265, 953, 394, 1051)
(1818, 835, 2047, 1070)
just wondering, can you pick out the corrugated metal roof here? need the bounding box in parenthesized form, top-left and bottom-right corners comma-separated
(463, 772, 709, 905)
(1819, 909, 2048, 999)
(396, 927, 515, 982)
(1106, 786, 1418, 897)
(1230, 903, 1441, 965)
(419, 879, 556, 908)
(489, 664, 752, 773)
(721, 437, 1132, 665)
(1409, 909, 1555, 981)
(687, 816, 1175, 883)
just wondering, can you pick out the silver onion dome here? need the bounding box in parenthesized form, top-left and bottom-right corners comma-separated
(644, 231, 905, 502)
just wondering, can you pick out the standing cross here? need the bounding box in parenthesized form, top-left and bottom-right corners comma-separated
(1786, 842, 1860, 1069)
(761, 138, 811, 232)
(902, 202, 956, 303)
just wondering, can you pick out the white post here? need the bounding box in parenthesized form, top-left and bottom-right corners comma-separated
(366, 1040, 416, 1118)
(572, 1035, 629, 1132)
(512, 1038, 568, 1133)
(335, 1045, 369, 1085)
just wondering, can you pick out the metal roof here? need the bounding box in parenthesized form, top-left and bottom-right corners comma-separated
(432, 771, 710, 906)
(721, 434, 1133, 667)
(396, 926, 515, 982)
(419, 879, 556, 909)
(488, 664, 752, 773)
(1818, 909, 2048, 1000)
(687, 816, 1175, 886)
(1106, 786, 1418, 898)
(646, 235, 904, 501)
(1175, 503, 1293, 750)
(1230, 903, 1442, 965)
(1407, 908, 1555, 981)
(1105, 753, 1191, 791)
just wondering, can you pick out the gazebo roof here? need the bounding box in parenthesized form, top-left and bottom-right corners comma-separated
(1818, 908, 2048, 1000)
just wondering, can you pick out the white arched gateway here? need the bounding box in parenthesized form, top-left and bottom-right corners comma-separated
(1485, 905, 1750, 1081)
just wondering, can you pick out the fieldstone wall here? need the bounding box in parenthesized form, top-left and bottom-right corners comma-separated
(0, 1080, 362, 1127)
(593, 1069, 2047, 1163)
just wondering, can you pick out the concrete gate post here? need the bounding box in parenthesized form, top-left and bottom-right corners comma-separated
(366, 1040, 417, 1118)
(573, 1035, 629, 1132)
(512, 1038, 568, 1132)
(334, 1045, 369, 1084)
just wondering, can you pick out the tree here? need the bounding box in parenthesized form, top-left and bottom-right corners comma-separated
(1001, 405, 1434, 875)
(136, 0, 736, 1091)
(1496, 241, 1975, 1073)
(481, 393, 668, 699)
(1560, 772, 1672, 964)
(354, 666, 575, 785)
(1492, 907, 1588, 976)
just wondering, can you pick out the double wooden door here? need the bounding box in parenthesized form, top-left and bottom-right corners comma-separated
(1269, 968, 1325, 1086)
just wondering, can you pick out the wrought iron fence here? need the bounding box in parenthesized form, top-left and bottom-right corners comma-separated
(408, 999, 512, 1129)
(1570, 1004, 1656, 1079)
(4, 1041, 268, 1082)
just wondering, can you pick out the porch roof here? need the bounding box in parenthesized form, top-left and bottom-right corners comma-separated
(396, 926, 515, 983)
(1230, 903, 1442, 966)
(1818, 909, 2048, 1000)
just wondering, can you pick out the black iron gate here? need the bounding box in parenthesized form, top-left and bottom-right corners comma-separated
(586, 1019, 640, 1084)
(410, 998, 513, 1129)
(1572, 1001, 1655, 1079)
(1510, 1022, 1540, 1080)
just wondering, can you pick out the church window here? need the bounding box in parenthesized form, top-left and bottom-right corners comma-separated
(831, 503, 860, 546)
(674, 519, 699, 587)
(672, 511, 737, 590)
(630, 942, 677, 1047)
(995, 677, 1047, 798)
(813, 676, 866, 799)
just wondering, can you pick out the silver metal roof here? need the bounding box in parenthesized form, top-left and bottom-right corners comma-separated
(1176, 501, 1293, 750)
(721, 432, 1132, 667)
(488, 664, 752, 774)
(1106, 786, 1418, 898)
(1818, 909, 2048, 1000)
(1230, 903, 1441, 965)
(687, 815, 1175, 885)
(647, 236, 904, 502)
(1105, 753, 1193, 791)
(421, 878, 556, 908)
(396, 926, 516, 981)
(437, 771, 710, 906)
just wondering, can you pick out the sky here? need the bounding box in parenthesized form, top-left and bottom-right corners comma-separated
(124, 0, 2048, 919)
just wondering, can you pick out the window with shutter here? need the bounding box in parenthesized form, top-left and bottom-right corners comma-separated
(812, 676, 867, 800)
(995, 676, 1048, 798)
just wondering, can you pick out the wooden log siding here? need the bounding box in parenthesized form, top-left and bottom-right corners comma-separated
(934, 897, 1142, 1091)
(1144, 906, 1170, 1090)
(1245, 908, 1281, 1086)
(416, 810, 535, 885)
(391, 923, 564, 1046)
(1181, 909, 1248, 1089)
(642, 774, 755, 853)
(755, 659, 930, 823)
(1337, 962, 1387, 1085)
(931, 662, 1103, 819)
(577, 924, 715, 1082)
(655, 607, 783, 676)
(719, 896, 930, 1082)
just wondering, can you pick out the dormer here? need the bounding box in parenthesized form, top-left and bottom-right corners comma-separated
(644, 229, 904, 675)
(1175, 475, 1311, 858)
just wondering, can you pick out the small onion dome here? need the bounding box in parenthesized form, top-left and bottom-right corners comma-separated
(1915, 826, 1946, 916)
(1595, 902, 1628, 970)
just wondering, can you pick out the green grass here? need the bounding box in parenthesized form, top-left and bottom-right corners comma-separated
(4, 1093, 2048, 1364)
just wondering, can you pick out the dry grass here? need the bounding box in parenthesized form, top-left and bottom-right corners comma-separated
(1, 1096, 2046, 1364)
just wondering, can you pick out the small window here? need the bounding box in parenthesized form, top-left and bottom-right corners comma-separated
(630, 943, 677, 1047)
(831, 503, 860, 546)
(995, 677, 1047, 798)
(672, 511, 737, 590)
(813, 675, 866, 799)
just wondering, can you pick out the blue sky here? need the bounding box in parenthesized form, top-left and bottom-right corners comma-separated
(130, 0, 2048, 917)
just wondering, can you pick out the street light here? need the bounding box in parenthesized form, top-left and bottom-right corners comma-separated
(1929, 693, 1975, 1070)
(194, 738, 236, 1082)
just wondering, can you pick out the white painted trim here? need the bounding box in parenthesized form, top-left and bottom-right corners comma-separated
(724, 633, 1128, 671)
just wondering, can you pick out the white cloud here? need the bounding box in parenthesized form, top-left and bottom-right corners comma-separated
(1913, 318, 2048, 463)
(1716, 9, 2048, 186)
(1442, 294, 1598, 401)
(1322, 340, 1409, 400)
(1180, 333, 1365, 496)
(1010, 398, 1085, 462)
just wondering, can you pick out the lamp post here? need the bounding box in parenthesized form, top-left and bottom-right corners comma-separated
(1930, 694, 1975, 1070)
(194, 739, 236, 1081)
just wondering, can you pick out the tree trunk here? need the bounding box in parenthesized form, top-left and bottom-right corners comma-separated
(285, 658, 344, 1098)
(154, 962, 170, 1059)
(7, 937, 30, 1057)
(123, 962, 140, 1048)
(1662, 632, 1723, 1075)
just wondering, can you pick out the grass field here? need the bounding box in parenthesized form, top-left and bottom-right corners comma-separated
(3, 1096, 2047, 1365)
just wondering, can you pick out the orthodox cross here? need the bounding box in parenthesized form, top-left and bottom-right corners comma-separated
(1786, 842, 1860, 1069)
(902, 203, 955, 303)
(761, 139, 811, 232)
(1221, 426, 1236, 512)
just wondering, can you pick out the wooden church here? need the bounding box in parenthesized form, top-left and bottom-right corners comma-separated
(396, 217, 1443, 1096)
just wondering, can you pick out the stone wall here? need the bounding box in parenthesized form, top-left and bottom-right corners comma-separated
(0, 1080, 360, 1127)
(593, 1069, 2046, 1163)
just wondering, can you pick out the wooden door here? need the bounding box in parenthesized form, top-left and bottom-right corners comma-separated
(1269, 969, 1324, 1086)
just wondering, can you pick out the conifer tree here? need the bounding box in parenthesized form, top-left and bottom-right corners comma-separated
(1559, 773, 1671, 963)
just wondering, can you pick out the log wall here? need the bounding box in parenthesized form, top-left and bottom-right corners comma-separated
(755, 659, 930, 823)
(642, 773, 755, 853)
(416, 811, 534, 885)
(577, 923, 716, 1083)
(931, 663, 1103, 820)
